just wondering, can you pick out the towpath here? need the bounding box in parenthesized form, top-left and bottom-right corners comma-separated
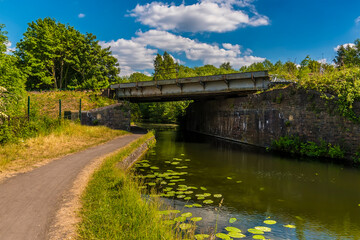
(0, 130, 145, 240)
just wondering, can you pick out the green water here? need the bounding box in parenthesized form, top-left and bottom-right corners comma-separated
(134, 130, 360, 239)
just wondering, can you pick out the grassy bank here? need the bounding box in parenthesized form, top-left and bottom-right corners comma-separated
(78, 132, 188, 240)
(0, 121, 127, 173)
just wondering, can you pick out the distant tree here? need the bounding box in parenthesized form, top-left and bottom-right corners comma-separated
(153, 51, 177, 80)
(16, 17, 120, 90)
(334, 39, 360, 67)
(0, 24, 26, 115)
(220, 62, 233, 71)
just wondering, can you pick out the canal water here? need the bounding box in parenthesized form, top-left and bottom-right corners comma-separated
(134, 130, 360, 239)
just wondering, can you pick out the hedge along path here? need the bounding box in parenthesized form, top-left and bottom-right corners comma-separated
(0, 131, 148, 240)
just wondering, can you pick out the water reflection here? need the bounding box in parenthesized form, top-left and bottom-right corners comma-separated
(135, 130, 360, 239)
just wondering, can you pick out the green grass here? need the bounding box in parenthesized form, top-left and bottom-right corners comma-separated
(78, 132, 187, 240)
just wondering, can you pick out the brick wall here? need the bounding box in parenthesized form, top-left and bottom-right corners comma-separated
(65, 102, 130, 131)
(186, 85, 360, 159)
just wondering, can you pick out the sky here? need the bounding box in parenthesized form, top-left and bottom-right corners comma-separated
(1, 0, 360, 76)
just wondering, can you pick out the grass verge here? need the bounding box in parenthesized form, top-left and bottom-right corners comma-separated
(78, 132, 187, 240)
(0, 121, 128, 173)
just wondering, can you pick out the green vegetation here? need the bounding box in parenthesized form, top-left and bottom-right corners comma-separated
(78, 133, 191, 239)
(0, 121, 127, 173)
(271, 136, 345, 159)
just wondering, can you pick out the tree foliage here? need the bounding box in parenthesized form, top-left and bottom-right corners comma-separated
(334, 39, 360, 67)
(16, 18, 120, 90)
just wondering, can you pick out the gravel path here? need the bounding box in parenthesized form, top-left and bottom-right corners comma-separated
(0, 133, 144, 240)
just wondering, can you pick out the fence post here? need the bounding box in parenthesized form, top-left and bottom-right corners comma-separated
(79, 98, 82, 122)
(27, 96, 30, 122)
(59, 99, 62, 119)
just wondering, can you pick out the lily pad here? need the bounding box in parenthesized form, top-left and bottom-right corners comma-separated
(168, 183, 176, 186)
(171, 162, 180, 165)
(227, 177, 233, 180)
(283, 224, 296, 228)
(254, 226, 271, 232)
(164, 220, 175, 225)
(184, 191, 193, 194)
(197, 197, 205, 200)
(200, 187, 207, 191)
(193, 203, 202, 207)
(174, 216, 187, 222)
(150, 166, 159, 170)
(147, 182, 156, 186)
(181, 212, 193, 218)
(215, 233, 231, 239)
(236, 181, 242, 183)
(184, 197, 191, 200)
(229, 217, 237, 223)
(191, 217, 203, 222)
(263, 220, 277, 225)
(248, 229, 264, 234)
(214, 194, 222, 198)
(179, 223, 192, 230)
(252, 235, 265, 239)
(203, 199, 213, 204)
(203, 193, 211, 197)
(228, 232, 246, 238)
(225, 226, 241, 232)
(177, 195, 186, 198)
(185, 205, 193, 208)
(195, 234, 209, 240)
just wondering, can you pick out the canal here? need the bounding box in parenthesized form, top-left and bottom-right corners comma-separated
(134, 129, 360, 239)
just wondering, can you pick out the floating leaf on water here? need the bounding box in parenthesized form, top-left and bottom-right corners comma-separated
(228, 232, 246, 238)
(215, 233, 231, 239)
(184, 197, 191, 200)
(179, 223, 192, 230)
(203, 193, 211, 197)
(176, 191, 184, 194)
(145, 174, 156, 178)
(236, 181, 242, 183)
(227, 177, 233, 180)
(140, 160, 149, 163)
(295, 216, 304, 221)
(158, 210, 171, 215)
(164, 220, 175, 225)
(147, 182, 156, 186)
(200, 187, 207, 191)
(139, 186, 147, 189)
(171, 162, 180, 165)
(263, 220, 277, 225)
(169, 210, 181, 214)
(191, 217, 203, 222)
(185, 159, 191, 162)
(189, 186, 198, 189)
(203, 199, 213, 204)
(177, 195, 186, 198)
(197, 197, 205, 200)
(150, 166, 159, 170)
(174, 216, 187, 222)
(160, 181, 167, 185)
(248, 229, 264, 234)
(168, 183, 176, 186)
(165, 161, 171, 164)
(254, 226, 271, 232)
(195, 234, 209, 240)
(181, 212, 193, 218)
(185, 205, 193, 208)
(184, 191, 193, 194)
(225, 226, 241, 232)
(181, 153, 185, 156)
(229, 218, 237, 223)
(193, 203, 202, 207)
(283, 224, 296, 229)
(178, 184, 187, 188)
(252, 235, 265, 239)
(177, 179, 186, 182)
(214, 194, 222, 198)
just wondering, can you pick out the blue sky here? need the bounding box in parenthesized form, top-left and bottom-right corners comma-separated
(1, 0, 360, 76)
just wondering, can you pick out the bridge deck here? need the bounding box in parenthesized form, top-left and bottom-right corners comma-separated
(110, 71, 270, 102)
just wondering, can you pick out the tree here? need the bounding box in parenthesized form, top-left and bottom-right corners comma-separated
(153, 51, 177, 80)
(334, 39, 360, 67)
(16, 18, 120, 90)
(0, 24, 26, 116)
(220, 62, 233, 71)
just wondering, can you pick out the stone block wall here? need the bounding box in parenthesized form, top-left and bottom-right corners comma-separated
(186, 85, 360, 158)
(65, 102, 130, 131)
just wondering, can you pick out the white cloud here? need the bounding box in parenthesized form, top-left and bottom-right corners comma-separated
(5, 41, 15, 54)
(101, 30, 265, 75)
(129, 0, 269, 33)
(334, 43, 355, 51)
(100, 38, 157, 76)
(134, 30, 265, 69)
(78, 13, 85, 18)
(355, 16, 360, 24)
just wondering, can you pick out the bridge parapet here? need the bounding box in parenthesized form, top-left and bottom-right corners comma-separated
(110, 71, 270, 102)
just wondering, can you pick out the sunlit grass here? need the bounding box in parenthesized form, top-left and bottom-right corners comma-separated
(0, 121, 128, 173)
(78, 133, 193, 240)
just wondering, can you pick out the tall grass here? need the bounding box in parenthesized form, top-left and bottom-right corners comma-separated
(0, 121, 127, 173)
(78, 133, 187, 240)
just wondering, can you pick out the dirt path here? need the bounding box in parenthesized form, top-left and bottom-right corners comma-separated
(0, 132, 144, 240)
